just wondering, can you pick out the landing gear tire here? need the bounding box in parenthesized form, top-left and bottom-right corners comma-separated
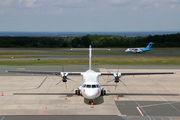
(89, 100, 93, 104)
(75, 90, 80, 95)
(101, 89, 106, 96)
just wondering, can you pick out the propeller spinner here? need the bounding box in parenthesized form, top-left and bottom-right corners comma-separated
(114, 73, 121, 83)
(61, 72, 68, 82)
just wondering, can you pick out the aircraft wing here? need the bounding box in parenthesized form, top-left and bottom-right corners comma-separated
(5, 70, 81, 75)
(6, 70, 175, 76)
(101, 72, 175, 76)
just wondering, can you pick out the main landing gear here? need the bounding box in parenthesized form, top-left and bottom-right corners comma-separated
(101, 89, 106, 96)
(75, 90, 80, 95)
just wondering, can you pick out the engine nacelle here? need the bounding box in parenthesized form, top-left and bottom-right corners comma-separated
(61, 72, 68, 82)
(62, 76, 68, 82)
(63, 80, 67, 82)
(114, 73, 121, 83)
(101, 89, 106, 96)
(114, 76, 119, 83)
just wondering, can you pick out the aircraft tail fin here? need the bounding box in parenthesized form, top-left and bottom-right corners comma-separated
(146, 42, 154, 50)
(71, 45, 110, 70)
(89, 45, 92, 70)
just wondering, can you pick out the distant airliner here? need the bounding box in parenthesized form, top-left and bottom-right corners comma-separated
(125, 42, 154, 53)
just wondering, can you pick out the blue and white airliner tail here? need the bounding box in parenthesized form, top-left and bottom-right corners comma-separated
(125, 42, 154, 53)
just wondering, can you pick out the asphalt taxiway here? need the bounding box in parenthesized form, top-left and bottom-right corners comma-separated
(0, 66, 180, 120)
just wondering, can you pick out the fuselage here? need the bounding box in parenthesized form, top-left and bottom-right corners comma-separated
(125, 48, 143, 53)
(125, 42, 153, 53)
(79, 70, 102, 100)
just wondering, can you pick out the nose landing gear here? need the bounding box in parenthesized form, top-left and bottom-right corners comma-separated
(89, 100, 94, 104)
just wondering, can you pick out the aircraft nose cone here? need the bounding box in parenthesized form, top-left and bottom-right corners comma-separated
(85, 89, 99, 99)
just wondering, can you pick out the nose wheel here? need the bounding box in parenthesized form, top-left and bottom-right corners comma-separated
(89, 100, 93, 104)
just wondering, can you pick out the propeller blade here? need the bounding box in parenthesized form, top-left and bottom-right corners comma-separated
(114, 83, 117, 90)
(65, 82, 67, 90)
(55, 75, 61, 78)
(37, 75, 48, 89)
(55, 80, 62, 85)
(120, 80, 127, 86)
(67, 78, 75, 82)
(106, 79, 114, 83)
(62, 66, 64, 72)
(105, 70, 111, 83)
(118, 66, 120, 73)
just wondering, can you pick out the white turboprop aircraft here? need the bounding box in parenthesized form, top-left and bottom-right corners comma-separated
(125, 42, 154, 53)
(6, 45, 175, 104)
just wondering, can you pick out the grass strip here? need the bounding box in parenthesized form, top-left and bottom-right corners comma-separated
(0, 51, 120, 55)
(0, 57, 179, 65)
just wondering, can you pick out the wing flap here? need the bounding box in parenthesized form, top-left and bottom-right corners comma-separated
(101, 72, 175, 76)
(121, 72, 175, 75)
(6, 70, 61, 75)
(6, 70, 82, 75)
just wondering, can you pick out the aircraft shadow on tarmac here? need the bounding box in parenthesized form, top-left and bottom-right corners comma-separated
(13, 93, 179, 105)
(84, 97, 104, 105)
(105, 93, 179, 97)
(13, 93, 75, 97)
(13, 93, 104, 105)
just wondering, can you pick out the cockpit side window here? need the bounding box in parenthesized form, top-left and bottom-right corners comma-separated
(96, 85, 100, 88)
(82, 84, 86, 88)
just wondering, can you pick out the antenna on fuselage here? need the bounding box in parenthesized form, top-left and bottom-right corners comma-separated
(89, 45, 92, 70)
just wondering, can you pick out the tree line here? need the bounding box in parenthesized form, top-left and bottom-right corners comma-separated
(0, 33, 179, 48)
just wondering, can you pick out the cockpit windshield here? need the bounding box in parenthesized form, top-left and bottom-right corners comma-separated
(87, 85, 91, 88)
(82, 84, 100, 88)
(92, 85, 96, 88)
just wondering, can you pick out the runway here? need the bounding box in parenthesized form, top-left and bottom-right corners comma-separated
(0, 66, 180, 120)
(1, 53, 180, 61)
(0, 48, 180, 61)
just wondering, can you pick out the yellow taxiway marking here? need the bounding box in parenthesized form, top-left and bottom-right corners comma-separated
(117, 103, 125, 106)
(16, 68, 25, 70)
(97, 68, 105, 69)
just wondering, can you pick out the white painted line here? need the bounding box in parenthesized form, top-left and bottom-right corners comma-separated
(120, 85, 152, 119)
(145, 83, 180, 113)
(136, 107, 144, 116)
(139, 101, 180, 108)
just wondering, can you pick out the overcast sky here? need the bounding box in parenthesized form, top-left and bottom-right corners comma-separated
(0, 0, 180, 32)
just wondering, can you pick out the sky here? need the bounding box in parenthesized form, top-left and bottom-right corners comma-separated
(0, 0, 180, 32)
